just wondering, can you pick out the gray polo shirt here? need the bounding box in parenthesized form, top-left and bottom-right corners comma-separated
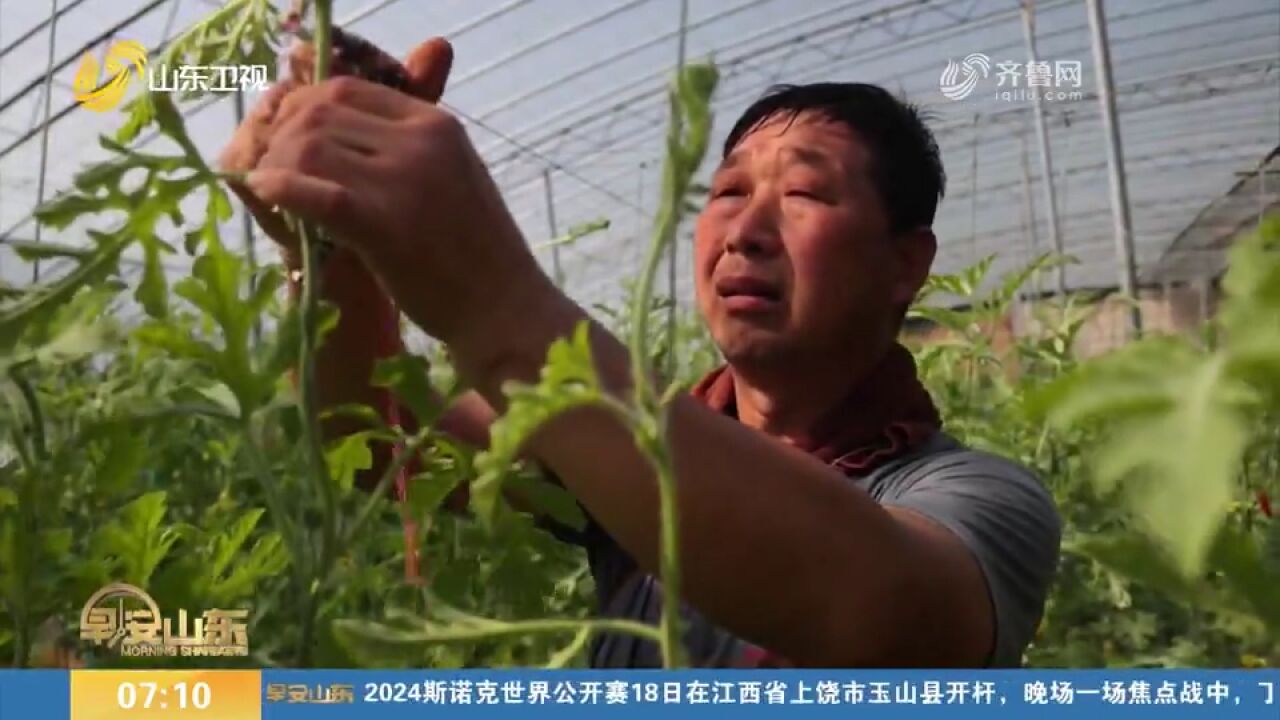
(545, 431, 1062, 668)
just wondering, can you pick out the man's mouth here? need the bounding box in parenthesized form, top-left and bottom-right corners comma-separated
(716, 275, 783, 312)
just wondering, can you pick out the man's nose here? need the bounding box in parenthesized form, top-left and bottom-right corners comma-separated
(724, 195, 782, 257)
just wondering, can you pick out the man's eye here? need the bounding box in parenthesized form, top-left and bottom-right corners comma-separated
(712, 186, 745, 199)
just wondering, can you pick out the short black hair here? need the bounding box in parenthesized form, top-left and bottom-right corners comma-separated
(722, 82, 946, 236)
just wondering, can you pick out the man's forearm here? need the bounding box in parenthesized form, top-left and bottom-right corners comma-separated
(446, 287, 941, 667)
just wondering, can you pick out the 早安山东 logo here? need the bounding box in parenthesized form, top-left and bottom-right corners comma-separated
(79, 582, 250, 658)
(73, 40, 148, 112)
(939, 52, 991, 101)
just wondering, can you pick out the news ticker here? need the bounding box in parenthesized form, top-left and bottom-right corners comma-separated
(0, 669, 1277, 719)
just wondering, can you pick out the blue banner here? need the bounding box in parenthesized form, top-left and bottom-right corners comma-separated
(0, 668, 1278, 719)
(260, 669, 1280, 719)
(0, 670, 70, 719)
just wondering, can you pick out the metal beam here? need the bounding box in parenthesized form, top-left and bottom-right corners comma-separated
(496, 50, 1277, 216)
(31, 0, 61, 283)
(0, 0, 169, 117)
(0, 0, 90, 66)
(1021, 0, 1066, 296)
(480, 0, 973, 167)
(1086, 0, 1142, 335)
(541, 168, 563, 287)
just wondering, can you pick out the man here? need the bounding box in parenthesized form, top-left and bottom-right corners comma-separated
(221, 36, 1061, 668)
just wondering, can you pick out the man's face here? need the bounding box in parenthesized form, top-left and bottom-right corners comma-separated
(693, 112, 928, 369)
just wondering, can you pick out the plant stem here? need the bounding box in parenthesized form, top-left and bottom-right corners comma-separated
(648, 432, 685, 668)
(8, 368, 48, 462)
(344, 431, 431, 547)
(10, 601, 29, 668)
(291, 0, 335, 668)
(341, 617, 665, 647)
(312, 0, 332, 79)
(8, 467, 36, 670)
(627, 80, 691, 668)
(6, 366, 47, 670)
(630, 219, 686, 667)
(7, 428, 33, 470)
(297, 588, 320, 667)
(295, 224, 335, 581)
(241, 418, 305, 576)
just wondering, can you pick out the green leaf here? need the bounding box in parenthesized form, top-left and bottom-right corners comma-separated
(532, 218, 611, 252)
(153, 92, 197, 162)
(114, 94, 155, 145)
(33, 194, 118, 230)
(94, 428, 148, 499)
(1092, 357, 1248, 576)
(93, 491, 179, 586)
(208, 182, 234, 223)
(134, 323, 220, 367)
(472, 322, 612, 530)
(958, 256, 995, 298)
(1210, 522, 1280, 636)
(371, 354, 440, 427)
(1027, 336, 1197, 424)
(507, 472, 587, 533)
(1227, 326, 1280, 400)
(30, 319, 115, 366)
(206, 509, 263, 583)
(907, 305, 972, 333)
(211, 532, 288, 603)
(1070, 534, 1199, 603)
(0, 488, 16, 509)
(43, 528, 72, 557)
(327, 433, 374, 492)
(1264, 518, 1280, 575)
(0, 230, 129, 355)
(320, 402, 385, 429)
(988, 253, 1074, 312)
(0, 518, 17, 599)
(1220, 215, 1280, 315)
(137, 238, 169, 319)
(171, 239, 265, 412)
(248, 267, 284, 315)
(265, 304, 302, 380)
(8, 239, 95, 261)
(196, 382, 242, 418)
(405, 471, 463, 519)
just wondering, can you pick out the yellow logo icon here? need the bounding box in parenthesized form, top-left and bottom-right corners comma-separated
(80, 582, 249, 657)
(73, 40, 148, 112)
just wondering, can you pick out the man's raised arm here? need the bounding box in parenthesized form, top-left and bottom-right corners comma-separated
(440, 278, 998, 669)
(218, 38, 498, 493)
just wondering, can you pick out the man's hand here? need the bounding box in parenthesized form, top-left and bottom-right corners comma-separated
(216, 36, 510, 493)
(244, 37, 554, 357)
(218, 77, 301, 261)
(219, 37, 454, 273)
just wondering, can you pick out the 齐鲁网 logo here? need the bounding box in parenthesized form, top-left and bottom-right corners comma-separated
(73, 41, 270, 113)
(939, 53, 1084, 103)
(939, 52, 991, 101)
(79, 582, 249, 658)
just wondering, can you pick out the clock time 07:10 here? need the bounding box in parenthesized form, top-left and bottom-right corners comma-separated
(117, 681, 212, 710)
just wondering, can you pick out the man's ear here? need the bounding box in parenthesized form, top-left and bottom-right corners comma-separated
(891, 227, 937, 307)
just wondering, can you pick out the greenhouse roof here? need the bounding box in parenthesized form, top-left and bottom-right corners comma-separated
(1, 0, 1277, 317)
